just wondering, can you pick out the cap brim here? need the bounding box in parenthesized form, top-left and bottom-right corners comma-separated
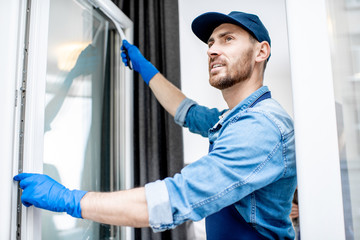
(191, 12, 252, 43)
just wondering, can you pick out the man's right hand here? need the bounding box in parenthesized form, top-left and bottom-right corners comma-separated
(121, 40, 159, 85)
(121, 40, 185, 118)
(14, 173, 87, 218)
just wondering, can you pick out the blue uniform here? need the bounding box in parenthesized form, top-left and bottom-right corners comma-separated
(145, 86, 297, 239)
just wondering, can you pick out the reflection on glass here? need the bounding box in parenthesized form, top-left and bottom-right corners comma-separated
(43, 0, 118, 239)
(326, 0, 360, 239)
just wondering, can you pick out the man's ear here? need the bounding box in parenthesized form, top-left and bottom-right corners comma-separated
(255, 41, 270, 63)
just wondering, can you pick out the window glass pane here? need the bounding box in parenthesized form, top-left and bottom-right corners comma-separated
(43, 0, 119, 239)
(326, 0, 360, 238)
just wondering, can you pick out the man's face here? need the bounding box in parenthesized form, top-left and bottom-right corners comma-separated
(207, 23, 256, 90)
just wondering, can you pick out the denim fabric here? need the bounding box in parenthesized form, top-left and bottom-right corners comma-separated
(174, 98, 228, 137)
(145, 86, 297, 239)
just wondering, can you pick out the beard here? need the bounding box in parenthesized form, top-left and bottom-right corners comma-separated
(209, 47, 254, 90)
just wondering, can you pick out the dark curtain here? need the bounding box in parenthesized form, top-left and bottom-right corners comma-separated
(111, 0, 187, 239)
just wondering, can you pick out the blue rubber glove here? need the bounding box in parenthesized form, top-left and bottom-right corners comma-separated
(121, 39, 159, 85)
(13, 173, 87, 218)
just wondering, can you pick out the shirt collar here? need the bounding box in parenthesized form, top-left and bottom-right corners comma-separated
(220, 86, 270, 123)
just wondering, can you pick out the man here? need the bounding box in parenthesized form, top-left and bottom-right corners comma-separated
(14, 11, 296, 239)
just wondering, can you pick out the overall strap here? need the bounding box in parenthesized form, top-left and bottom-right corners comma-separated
(249, 91, 271, 108)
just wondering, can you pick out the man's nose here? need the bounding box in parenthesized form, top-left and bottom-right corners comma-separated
(207, 44, 222, 58)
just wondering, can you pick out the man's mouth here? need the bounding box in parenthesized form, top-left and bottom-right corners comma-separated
(212, 63, 224, 69)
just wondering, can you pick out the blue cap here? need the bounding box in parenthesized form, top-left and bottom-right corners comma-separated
(192, 11, 271, 47)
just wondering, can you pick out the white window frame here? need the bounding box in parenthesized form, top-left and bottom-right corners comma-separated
(286, 0, 346, 239)
(0, 1, 28, 239)
(6, 0, 134, 239)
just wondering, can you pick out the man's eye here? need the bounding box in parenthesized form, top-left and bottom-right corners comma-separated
(226, 37, 233, 42)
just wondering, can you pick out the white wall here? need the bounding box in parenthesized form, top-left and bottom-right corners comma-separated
(178, 0, 292, 164)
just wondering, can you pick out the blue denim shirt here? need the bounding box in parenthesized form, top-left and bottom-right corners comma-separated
(145, 86, 297, 239)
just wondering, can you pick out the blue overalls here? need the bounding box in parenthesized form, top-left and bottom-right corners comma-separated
(206, 91, 271, 240)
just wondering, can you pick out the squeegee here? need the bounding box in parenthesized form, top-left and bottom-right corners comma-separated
(88, 0, 132, 69)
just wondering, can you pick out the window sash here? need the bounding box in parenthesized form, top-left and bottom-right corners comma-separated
(13, 0, 133, 239)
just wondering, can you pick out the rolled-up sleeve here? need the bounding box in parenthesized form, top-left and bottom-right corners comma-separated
(174, 98, 197, 126)
(174, 98, 226, 137)
(145, 180, 175, 232)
